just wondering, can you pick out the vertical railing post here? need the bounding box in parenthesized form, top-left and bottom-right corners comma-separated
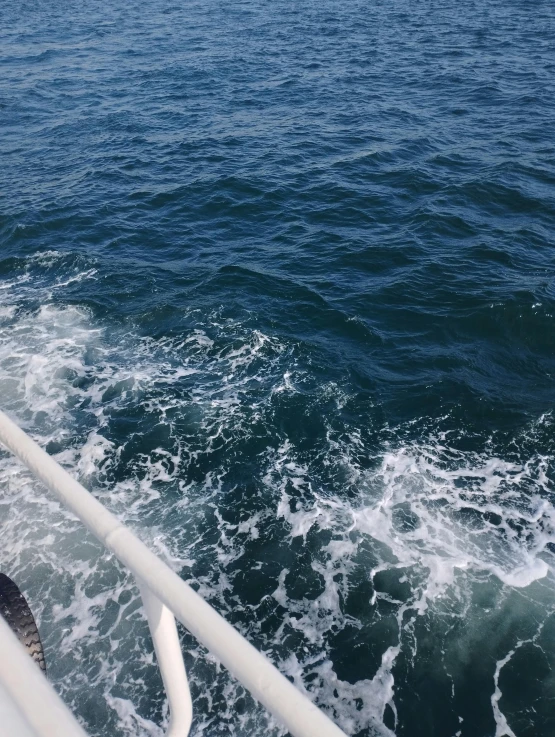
(138, 580, 193, 737)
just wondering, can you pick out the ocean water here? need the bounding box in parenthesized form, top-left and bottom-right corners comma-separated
(1, 0, 555, 735)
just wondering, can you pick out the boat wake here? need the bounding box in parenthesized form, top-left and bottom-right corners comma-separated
(0, 252, 553, 736)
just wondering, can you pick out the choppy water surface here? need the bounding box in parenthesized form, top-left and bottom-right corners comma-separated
(1, 1, 555, 735)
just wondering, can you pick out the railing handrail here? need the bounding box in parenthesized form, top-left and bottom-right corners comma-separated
(0, 409, 347, 737)
(0, 614, 90, 737)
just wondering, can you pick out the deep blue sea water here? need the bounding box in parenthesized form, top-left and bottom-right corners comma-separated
(1, 1, 555, 735)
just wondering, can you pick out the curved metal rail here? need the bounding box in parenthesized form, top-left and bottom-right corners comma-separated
(0, 409, 347, 737)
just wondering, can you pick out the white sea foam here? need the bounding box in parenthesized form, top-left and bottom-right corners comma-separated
(264, 426, 555, 734)
(0, 255, 291, 736)
(0, 251, 553, 737)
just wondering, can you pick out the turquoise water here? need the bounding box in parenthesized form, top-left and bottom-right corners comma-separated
(1, 1, 555, 735)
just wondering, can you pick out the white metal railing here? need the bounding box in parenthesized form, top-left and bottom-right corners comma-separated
(0, 614, 90, 737)
(0, 409, 347, 737)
